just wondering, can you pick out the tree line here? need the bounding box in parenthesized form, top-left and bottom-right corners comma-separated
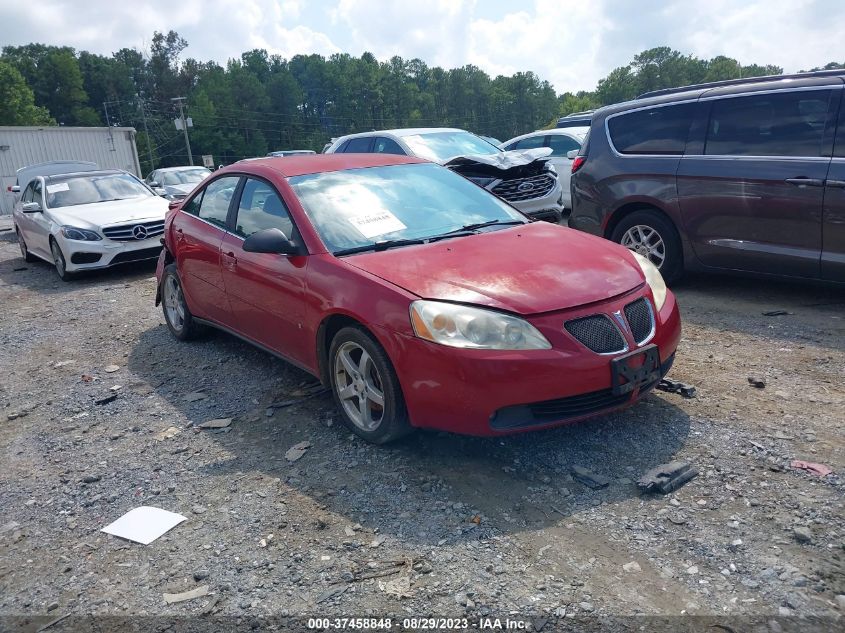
(1, 31, 842, 174)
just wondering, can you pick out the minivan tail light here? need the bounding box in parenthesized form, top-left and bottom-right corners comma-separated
(571, 156, 586, 174)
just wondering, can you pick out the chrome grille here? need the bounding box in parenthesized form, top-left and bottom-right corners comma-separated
(102, 220, 165, 242)
(624, 297, 655, 345)
(564, 315, 626, 354)
(491, 173, 556, 202)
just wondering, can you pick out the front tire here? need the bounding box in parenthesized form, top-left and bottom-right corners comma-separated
(16, 229, 37, 263)
(50, 238, 74, 281)
(611, 209, 683, 283)
(160, 263, 204, 340)
(329, 326, 411, 444)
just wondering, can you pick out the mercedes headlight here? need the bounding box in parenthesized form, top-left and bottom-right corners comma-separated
(632, 252, 667, 311)
(410, 300, 551, 350)
(60, 226, 102, 241)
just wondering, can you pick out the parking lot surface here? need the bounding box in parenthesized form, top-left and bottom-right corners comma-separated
(0, 228, 843, 631)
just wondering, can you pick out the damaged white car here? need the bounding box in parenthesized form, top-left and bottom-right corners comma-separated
(324, 128, 564, 223)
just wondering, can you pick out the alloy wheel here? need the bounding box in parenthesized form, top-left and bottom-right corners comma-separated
(51, 241, 66, 277)
(620, 224, 666, 268)
(163, 275, 186, 333)
(333, 341, 385, 432)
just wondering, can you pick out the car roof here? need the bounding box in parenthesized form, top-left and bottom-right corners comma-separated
(157, 166, 210, 172)
(503, 127, 588, 145)
(337, 127, 465, 141)
(45, 169, 126, 182)
(225, 153, 427, 178)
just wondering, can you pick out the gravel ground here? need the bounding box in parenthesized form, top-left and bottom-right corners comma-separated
(0, 222, 843, 633)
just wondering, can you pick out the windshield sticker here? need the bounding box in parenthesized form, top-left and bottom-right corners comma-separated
(46, 182, 70, 193)
(348, 211, 407, 239)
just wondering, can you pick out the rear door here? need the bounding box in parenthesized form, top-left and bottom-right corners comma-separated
(29, 179, 53, 255)
(219, 177, 310, 366)
(171, 175, 240, 326)
(822, 90, 845, 281)
(677, 88, 837, 277)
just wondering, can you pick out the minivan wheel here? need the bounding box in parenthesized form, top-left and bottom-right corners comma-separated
(16, 229, 36, 262)
(329, 326, 411, 444)
(611, 210, 683, 282)
(161, 263, 204, 340)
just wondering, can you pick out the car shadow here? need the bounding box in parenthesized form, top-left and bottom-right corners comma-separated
(672, 273, 845, 352)
(128, 323, 692, 544)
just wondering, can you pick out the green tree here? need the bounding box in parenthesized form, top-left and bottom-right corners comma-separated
(0, 60, 54, 125)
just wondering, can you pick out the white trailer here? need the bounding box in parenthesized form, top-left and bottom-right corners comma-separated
(0, 126, 142, 215)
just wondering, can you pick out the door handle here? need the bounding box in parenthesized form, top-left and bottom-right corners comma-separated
(826, 179, 845, 188)
(785, 178, 824, 187)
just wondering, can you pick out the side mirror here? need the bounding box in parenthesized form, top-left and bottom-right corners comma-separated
(242, 228, 300, 255)
(149, 181, 160, 187)
(8, 185, 20, 193)
(21, 202, 42, 213)
(167, 200, 182, 211)
(566, 150, 579, 160)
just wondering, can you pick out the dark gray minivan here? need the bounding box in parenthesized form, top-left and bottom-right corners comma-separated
(569, 70, 845, 283)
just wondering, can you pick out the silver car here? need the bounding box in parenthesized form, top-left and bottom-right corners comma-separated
(325, 128, 564, 223)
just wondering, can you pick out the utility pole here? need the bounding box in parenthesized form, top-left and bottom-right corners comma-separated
(171, 96, 194, 165)
(103, 101, 115, 150)
(138, 96, 155, 173)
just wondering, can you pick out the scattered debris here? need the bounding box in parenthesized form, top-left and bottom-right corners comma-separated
(344, 526, 356, 537)
(193, 570, 210, 581)
(94, 394, 117, 405)
(285, 441, 311, 462)
(12, 266, 27, 272)
(81, 475, 101, 484)
(571, 466, 610, 490)
(191, 505, 206, 515)
(81, 374, 93, 382)
(793, 526, 813, 544)
(623, 561, 642, 573)
(154, 426, 181, 441)
(0, 521, 21, 535)
(197, 417, 232, 429)
(36, 612, 71, 632)
(53, 360, 76, 368)
(184, 391, 208, 402)
(747, 376, 766, 389)
(470, 515, 481, 525)
(104, 365, 120, 373)
(370, 534, 387, 548)
(316, 585, 347, 603)
(101, 506, 187, 545)
(267, 386, 329, 411)
(790, 460, 833, 477)
(637, 461, 698, 494)
(656, 378, 697, 398)
(762, 310, 790, 316)
(163, 585, 209, 604)
(379, 574, 412, 598)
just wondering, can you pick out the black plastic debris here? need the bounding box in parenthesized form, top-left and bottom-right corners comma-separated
(762, 310, 790, 316)
(571, 466, 611, 490)
(94, 394, 118, 405)
(656, 378, 697, 398)
(747, 376, 766, 389)
(637, 461, 698, 494)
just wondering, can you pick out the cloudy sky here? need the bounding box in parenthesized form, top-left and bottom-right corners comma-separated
(0, 0, 842, 93)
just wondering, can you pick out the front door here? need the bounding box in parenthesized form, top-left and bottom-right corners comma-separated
(823, 91, 845, 281)
(678, 88, 837, 278)
(220, 177, 310, 366)
(171, 175, 240, 326)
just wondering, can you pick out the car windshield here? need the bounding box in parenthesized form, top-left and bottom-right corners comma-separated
(46, 173, 153, 208)
(402, 131, 501, 162)
(288, 163, 526, 254)
(160, 168, 211, 186)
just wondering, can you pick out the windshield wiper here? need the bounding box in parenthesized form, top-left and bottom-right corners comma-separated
(439, 219, 525, 235)
(334, 231, 482, 256)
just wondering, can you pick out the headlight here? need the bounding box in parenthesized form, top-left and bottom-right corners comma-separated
(632, 252, 667, 311)
(409, 300, 551, 350)
(60, 226, 102, 241)
(544, 162, 557, 174)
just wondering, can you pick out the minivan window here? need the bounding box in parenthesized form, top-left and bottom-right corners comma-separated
(705, 90, 832, 157)
(608, 103, 696, 155)
(345, 137, 373, 153)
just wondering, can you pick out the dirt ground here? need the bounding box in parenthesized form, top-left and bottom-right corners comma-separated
(0, 223, 843, 633)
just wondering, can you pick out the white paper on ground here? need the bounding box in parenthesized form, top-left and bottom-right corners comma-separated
(46, 182, 70, 194)
(348, 211, 406, 239)
(101, 506, 187, 545)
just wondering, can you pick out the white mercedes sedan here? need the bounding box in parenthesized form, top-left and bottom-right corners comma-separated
(13, 170, 169, 280)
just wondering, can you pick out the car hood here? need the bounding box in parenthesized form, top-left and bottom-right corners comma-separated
(343, 223, 646, 315)
(163, 183, 198, 196)
(49, 196, 169, 229)
(444, 147, 554, 180)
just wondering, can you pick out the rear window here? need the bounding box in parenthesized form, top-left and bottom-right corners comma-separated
(705, 90, 832, 157)
(607, 103, 696, 155)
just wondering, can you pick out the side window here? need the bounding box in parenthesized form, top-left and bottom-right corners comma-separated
(548, 135, 581, 157)
(373, 137, 406, 155)
(189, 176, 239, 228)
(21, 182, 34, 203)
(345, 137, 374, 153)
(181, 190, 204, 216)
(32, 180, 43, 205)
(233, 178, 294, 239)
(705, 90, 833, 157)
(336, 140, 350, 153)
(513, 135, 546, 150)
(608, 103, 696, 155)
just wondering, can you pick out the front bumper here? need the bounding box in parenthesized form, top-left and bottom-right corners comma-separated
(58, 234, 163, 272)
(379, 287, 681, 436)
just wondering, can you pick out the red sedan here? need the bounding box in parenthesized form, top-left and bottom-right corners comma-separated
(155, 154, 681, 443)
